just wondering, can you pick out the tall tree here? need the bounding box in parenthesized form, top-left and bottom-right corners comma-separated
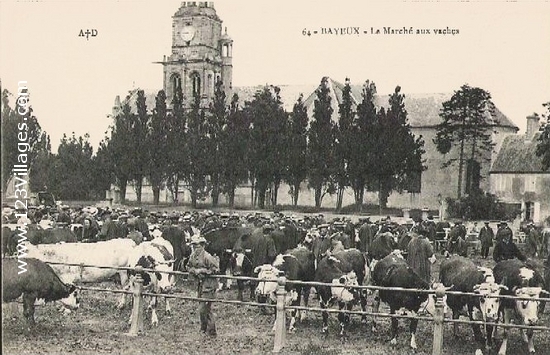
(1, 88, 45, 193)
(285, 94, 309, 206)
(53, 133, 95, 200)
(29, 133, 53, 193)
(349, 80, 377, 210)
(165, 85, 186, 203)
(307, 77, 335, 208)
(370, 86, 426, 209)
(107, 98, 134, 203)
(245, 86, 288, 209)
(185, 95, 210, 208)
(434, 84, 496, 198)
(148, 90, 169, 204)
(333, 78, 354, 211)
(208, 80, 228, 206)
(131, 90, 150, 203)
(535, 102, 550, 171)
(221, 94, 249, 207)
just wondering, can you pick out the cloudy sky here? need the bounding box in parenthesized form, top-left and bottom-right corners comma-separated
(1, 0, 549, 150)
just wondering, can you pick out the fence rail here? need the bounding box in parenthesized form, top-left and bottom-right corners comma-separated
(40, 260, 550, 354)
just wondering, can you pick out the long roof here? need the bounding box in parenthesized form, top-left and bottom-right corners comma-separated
(234, 78, 518, 129)
(115, 79, 518, 131)
(490, 133, 548, 173)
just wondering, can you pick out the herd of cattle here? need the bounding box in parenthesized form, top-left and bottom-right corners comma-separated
(2, 207, 550, 354)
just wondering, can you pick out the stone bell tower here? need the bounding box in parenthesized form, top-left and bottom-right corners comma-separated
(160, 1, 233, 109)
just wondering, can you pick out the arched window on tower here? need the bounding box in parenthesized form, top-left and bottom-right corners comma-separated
(190, 72, 201, 99)
(171, 73, 182, 95)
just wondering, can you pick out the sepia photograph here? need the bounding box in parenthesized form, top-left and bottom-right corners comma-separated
(1, 1, 550, 354)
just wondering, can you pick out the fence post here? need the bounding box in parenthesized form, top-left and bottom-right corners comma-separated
(432, 285, 445, 355)
(126, 270, 144, 336)
(273, 274, 286, 353)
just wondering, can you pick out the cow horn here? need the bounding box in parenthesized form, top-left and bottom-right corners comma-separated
(254, 266, 262, 274)
(245, 249, 252, 253)
(540, 289, 550, 296)
(225, 249, 232, 253)
(473, 284, 481, 291)
(444, 284, 454, 291)
(499, 285, 509, 291)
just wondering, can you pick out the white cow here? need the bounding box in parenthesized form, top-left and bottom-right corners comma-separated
(24, 238, 137, 308)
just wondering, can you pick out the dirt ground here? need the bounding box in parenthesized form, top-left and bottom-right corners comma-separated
(3, 255, 549, 355)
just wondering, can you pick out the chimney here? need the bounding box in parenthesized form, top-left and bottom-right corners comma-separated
(525, 114, 540, 141)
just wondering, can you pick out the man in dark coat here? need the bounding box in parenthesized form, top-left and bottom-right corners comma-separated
(525, 223, 540, 258)
(493, 228, 526, 262)
(495, 221, 513, 243)
(478, 221, 495, 259)
(407, 229, 435, 283)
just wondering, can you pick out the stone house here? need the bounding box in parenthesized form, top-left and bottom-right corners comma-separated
(489, 115, 550, 224)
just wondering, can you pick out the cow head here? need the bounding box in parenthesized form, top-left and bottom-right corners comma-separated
(132, 255, 174, 293)
(473, 282, 506, 322)
(232, 249, 252, 276)
(513, 287, 544, 326)
(254, 264, 280, 304)
(58, 285, 80, 311)
(331, 271, 359, 303)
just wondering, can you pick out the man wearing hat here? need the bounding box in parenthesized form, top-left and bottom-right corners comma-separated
(495, 221, 512, 244)
(493, 223, 526, 263)
(525, 222, 540, 258)
(188, 235, 220, 336)
(478, 221, 495, 259)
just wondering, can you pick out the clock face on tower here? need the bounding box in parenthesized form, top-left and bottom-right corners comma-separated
(180, 26, 196, 42)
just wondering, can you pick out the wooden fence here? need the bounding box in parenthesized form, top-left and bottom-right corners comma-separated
(44, 261, 550, 354)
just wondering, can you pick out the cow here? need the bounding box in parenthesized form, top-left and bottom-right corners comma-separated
(371, 252, 443, 350)
(269, 221, 302, 255)
(367, 232, 398, 269)
(27, 227, 78, 245)
(202, 226, 254, 291)
(439, 256, 506, 350)
(254, 246, 316, 332)
(2, 257, 80, 325)
(125, 236, 175, 326)
(314, 248, 370, 336)
(232, 228, 277, 301)
(493, 259, 548, 355)
(24, 238, 137, 309)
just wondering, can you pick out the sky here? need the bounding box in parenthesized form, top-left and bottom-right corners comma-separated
(1, 0, 549, 151)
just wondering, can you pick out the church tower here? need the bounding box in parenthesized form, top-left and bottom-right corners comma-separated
(161, 2, 233, 109)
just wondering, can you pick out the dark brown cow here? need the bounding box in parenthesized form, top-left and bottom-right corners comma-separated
(2, 257, 79, 325)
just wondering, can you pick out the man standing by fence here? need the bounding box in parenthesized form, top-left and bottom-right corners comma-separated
(188, 235, 220, 337)
(479, 221, 494, 259)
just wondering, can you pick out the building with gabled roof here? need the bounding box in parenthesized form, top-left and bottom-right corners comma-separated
(489, 115, 550, 223)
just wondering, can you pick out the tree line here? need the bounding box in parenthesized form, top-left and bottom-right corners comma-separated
(5, 78, 545, 210)
(95, 77, 426, 210)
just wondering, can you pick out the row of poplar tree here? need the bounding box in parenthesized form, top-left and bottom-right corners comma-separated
(8, 78, 546, 210)
(97, 77, 426, 209)
(1, 77, 426, 209)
